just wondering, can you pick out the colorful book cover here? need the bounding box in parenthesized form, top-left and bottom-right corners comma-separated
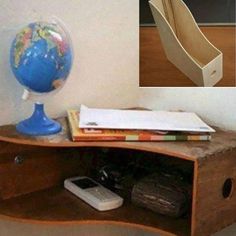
(67, 110, 211, 142)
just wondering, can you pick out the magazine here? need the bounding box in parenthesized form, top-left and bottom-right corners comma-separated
(68, 110, 211, 142)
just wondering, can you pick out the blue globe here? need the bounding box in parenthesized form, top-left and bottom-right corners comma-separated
(10, 21, 73, 93)
(9, 21, 73, 136)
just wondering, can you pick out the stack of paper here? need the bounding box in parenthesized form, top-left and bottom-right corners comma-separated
(67, 105, 214, 142)
(79, 105, 215, 132)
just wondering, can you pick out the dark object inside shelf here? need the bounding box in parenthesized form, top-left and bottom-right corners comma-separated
(22, 147, 192, 218)
(94, 149, 193, 208)
(140, 0, 235, 25)
(131, 171, 192, 218)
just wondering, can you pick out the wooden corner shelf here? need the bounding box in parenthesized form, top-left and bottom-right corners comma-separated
(0, 118, 236, 236)
(0, 117, 235, 161)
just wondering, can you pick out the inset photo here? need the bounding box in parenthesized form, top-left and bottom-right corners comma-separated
(140, 0, 236, 87)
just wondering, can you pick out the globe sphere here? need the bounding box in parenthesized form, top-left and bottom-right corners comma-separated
(10, 21, 73, 93)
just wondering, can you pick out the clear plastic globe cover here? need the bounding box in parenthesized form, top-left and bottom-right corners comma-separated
(9, 17, 74, 100)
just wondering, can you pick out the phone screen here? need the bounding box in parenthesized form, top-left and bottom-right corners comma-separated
(72, 178, 98, 189)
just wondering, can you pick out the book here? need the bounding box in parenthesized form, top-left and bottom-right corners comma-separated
(68, 110, 211, 142)
(79, 105, 215, 133)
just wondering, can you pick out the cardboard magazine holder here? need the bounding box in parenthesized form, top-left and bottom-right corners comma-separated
(149, 0, 223, 87)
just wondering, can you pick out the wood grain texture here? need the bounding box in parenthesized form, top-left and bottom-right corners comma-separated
(1, 119, 236, 162)
(0, 143, 86, 200)
(131, 173, 191, 217)
(140, 26, 236, 87)
(0, 141, 192, 236)
(0, 122, 236, 235)
(0, 187, 189, 236)
(0, 218, 172, 236)
(192, 149, 236, 236)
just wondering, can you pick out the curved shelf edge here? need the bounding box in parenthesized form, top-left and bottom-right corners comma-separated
(0, 215, 175, 236)
(1, 119, 236, 162)
(0, 186, 189, 235)
(0, 120, 195, 161)
(0, 135, 194, 161)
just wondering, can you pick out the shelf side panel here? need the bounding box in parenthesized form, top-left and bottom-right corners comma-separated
(0, 143, 87, 200)
(192, 149, 236, 236)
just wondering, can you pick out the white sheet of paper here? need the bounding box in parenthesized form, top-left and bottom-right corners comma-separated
(79, 105, 215, 133)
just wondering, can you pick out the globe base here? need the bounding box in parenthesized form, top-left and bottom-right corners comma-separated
(16, 103, 62, 136)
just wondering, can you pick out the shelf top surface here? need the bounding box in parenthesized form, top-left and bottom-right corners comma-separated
(0, 117, 236, 161)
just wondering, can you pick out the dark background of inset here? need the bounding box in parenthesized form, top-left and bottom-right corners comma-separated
(140, 0, 236, 25)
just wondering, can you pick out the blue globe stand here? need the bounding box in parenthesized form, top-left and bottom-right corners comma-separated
(16, 103, 62, 136)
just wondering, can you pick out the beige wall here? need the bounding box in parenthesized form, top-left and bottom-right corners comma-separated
(0, 0, 235, 133)
(0, 0, 139, 125)
(139, 88, 236, 131)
